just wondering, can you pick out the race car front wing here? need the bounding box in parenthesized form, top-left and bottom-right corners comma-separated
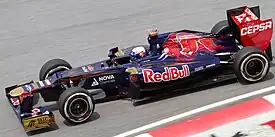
(5, 82, 56, 132)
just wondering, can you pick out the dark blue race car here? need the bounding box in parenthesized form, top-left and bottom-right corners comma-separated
(5, 6, 273, 132)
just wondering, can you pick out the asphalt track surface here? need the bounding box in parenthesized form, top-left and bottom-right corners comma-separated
(0, 0, 275, 137)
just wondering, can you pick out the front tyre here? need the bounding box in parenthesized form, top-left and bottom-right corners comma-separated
(233, 47, 270, 84)
(58, 87, 95, 124)
(39, 58, 72, 80)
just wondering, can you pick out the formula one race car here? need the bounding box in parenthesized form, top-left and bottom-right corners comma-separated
(5, 6, 273, 132)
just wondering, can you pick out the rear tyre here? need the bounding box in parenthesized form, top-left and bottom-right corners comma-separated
(211, 20, 232, 36)
(58, 87, 95, 124)
(39, 58, 72, 80)
(233, 47, 270, 84)
(265, 43, 273, 61)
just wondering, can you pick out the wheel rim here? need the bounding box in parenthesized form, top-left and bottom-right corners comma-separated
(63, 92, 94, 123)
(240, 54, 269, 82)
(68, 98, 89, 118)
(244, 58, 264, 77)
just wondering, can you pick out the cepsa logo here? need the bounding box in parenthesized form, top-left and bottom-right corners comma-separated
(142, 65, 190, 83)
(241, 20, 273, 36)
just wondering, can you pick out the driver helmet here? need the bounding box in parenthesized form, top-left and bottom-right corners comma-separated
(147, 28, 159, 37)
(130, 46, 148, 61)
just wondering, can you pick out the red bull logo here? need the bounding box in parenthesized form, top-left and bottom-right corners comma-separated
(142, 65, 190, 83)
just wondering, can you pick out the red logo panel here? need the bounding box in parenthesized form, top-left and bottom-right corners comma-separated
(142, 65, 190, 83)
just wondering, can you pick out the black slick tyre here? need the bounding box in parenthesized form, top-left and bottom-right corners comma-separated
(233, 46, 270, 84)
(58, 87, 95, 124)
(265, 43, 273, 61)
(39, 58, 72, 80)
(211, 20, 231, 35)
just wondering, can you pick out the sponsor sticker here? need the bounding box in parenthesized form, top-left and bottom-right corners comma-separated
(234, 8, 258, 23)
(240, 20, 272, 36)
(10, 98, 20, 106)
(45, 79, 51, 85)
(24, 85, 32, 91)
(91, 78, 99, 86)
(194, 66, 204, 72)
(206, 64, 215, 68)
(32, 108, 40, 113)
(98, 75, 115, 82)
(87, 65, 94, 71)
(38, 81, 44, 87)
(142, 65, 190, 83)
(82, 66, 89, 72)
(91, 75, 115, 86)
(23, 115, 55, 131)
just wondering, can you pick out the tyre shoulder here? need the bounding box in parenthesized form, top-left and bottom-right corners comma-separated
(39, 58, 72, 80)
(211, 20, 229, 35)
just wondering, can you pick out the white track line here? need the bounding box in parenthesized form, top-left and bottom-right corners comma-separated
(263, 93, 275, 105)
(114, 86, 275, 137)
(134, 133, 153, 137)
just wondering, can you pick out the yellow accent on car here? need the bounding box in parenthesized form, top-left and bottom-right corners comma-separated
(23, 115, 55, 131)
(125, 67, 138, 74)
(9, 87, 24, 97)
(114, 48, 125, 57)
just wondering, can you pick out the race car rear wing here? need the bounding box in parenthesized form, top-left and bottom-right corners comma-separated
(226, 6, 260, 27)
(226, 6, 273, 61)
